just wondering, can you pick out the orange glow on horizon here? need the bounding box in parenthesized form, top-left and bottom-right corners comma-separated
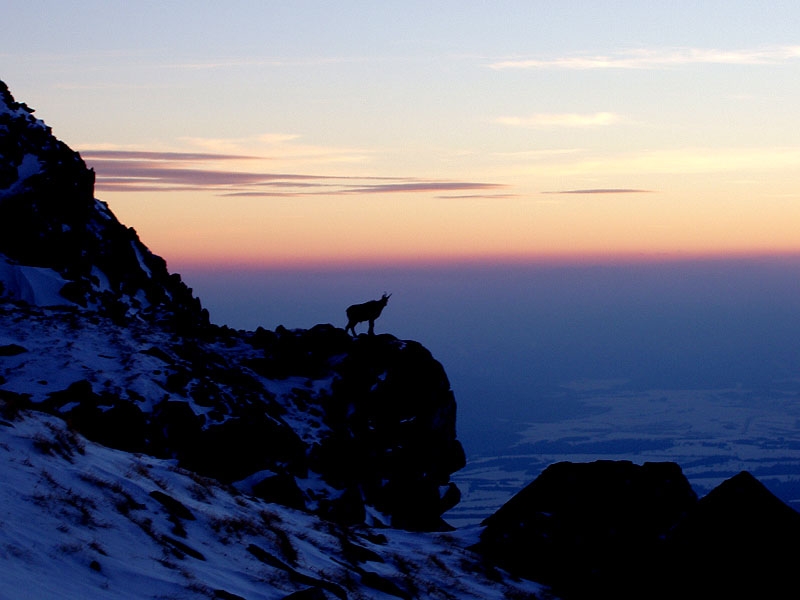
(165, 246, 800, 274)
(100, 175, 800, 275)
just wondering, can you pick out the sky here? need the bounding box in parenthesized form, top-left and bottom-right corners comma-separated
(4, 1, 800, 268)
(4, 2, 800, 507)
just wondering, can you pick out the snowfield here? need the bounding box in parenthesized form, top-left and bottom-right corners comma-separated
(0, 408, 545, 600)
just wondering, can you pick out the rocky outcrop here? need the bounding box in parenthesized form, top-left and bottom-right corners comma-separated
(312, 329, 465, 530)
(663, 470, 800, 599)
(476, 460, 697, 598)
(475, 460, 800, 599)
(236, 324, 466, 530)
(22, 318, 464, 531)
(0, 80, 207, 330)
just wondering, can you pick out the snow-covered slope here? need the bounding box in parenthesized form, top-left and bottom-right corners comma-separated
(0, 254, 69, 306)
(0, 296, 464, 531)
(0, 408, 544, 599)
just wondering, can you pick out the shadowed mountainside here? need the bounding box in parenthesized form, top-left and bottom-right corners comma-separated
(0, 79, 463, 531)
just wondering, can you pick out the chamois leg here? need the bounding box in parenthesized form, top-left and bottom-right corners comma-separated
(345, 320, 355, 336)
(368, 319, 375, 335)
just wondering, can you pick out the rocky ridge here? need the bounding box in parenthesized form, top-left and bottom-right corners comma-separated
(0, 80, 206, 329)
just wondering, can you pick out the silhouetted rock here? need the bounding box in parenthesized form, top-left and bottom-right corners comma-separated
(477, 461, 800, 599)
(317, 332, 466, 530)
(252, 473, 308, 510)
(0, 80, 208, 330)
(662, 471, 800, 599)
(0, 343, 27, 356)
(244, 325, 466, 529)
(45, 380, 148, 453)
(476, 460, 697, 598)
(281, 589, 327, 600)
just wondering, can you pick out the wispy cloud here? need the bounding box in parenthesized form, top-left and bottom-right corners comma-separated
(543, 188, 654, 195)
(82, 149, 504, 198)
(495, 112, 620, 128)
(159, 56, 375, 71)
(503, 146, 800, 180)
(220, 180, 503, 197)
(82, 150, 259, 162)
(489, 45, 800, 70)
(436, 193, 520, 200)
(176, 134, 370, 165)
(339, 181, 503, 195)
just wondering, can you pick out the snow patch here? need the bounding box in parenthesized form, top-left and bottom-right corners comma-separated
(90, 266, 111, 292)
(0, 153, 43, 199)
(131, 241, 151, 278)
(16, 152, 43, 180)
(0, 256, 70, 306)
(0, 410, 545, 599)
(93, 199, 114, 220)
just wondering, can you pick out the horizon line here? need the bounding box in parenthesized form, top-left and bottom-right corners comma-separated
(166, 249, 800, 273)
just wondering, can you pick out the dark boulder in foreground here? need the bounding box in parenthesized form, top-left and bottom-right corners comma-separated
(663, 470, 800, 599)
(316, 331, 466, 530)
(476, 460, 697, 598)
(251, 325, 466, 530)
(475, 460, 800, 599)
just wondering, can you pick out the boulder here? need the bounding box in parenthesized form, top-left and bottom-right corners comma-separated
(663, 471, 800, 598)
(317, 333, 465, 530)
(476, 460, 697, 598)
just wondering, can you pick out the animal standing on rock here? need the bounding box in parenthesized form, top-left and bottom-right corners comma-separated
(345, 293, 391, 336)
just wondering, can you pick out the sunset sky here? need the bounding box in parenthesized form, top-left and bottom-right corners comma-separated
(6, 2, 800, 505)
(4, 1, 800, 268)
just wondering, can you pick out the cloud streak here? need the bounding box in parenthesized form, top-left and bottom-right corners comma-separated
(339, 182, 504, 195)
(490, 45, 800, 70)
(83, 150, 504, 198)
(543, 189, 654, 195)
(436, 193, 520, 200)
(82, 150, 259, 162)
(495, 112, 620, 128)
(159, 56, 376, 71)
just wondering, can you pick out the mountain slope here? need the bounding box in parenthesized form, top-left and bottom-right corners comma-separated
(0, 80, 206, 328)
(0, 407, 543, 599)
(1, 77, 525, 599)
(0, 79, 464, 533)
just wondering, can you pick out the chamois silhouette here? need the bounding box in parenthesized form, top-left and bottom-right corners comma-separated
(345, 293, 391, 336)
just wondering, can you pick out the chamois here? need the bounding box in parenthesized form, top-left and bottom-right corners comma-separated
(345, 293, 391, 336)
